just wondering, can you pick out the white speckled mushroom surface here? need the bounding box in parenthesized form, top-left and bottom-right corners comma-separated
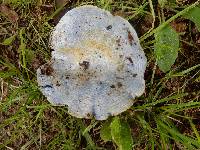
(37, 5, 147, 120)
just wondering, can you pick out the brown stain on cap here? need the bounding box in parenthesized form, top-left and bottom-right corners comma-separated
(127, 30, 134, 46)
(85, 40, 113, 59)
(79, 61, 90, 70)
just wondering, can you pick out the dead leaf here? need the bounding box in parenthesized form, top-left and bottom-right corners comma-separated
(171, 20, 187, 33)
(0, 4, 19, 23)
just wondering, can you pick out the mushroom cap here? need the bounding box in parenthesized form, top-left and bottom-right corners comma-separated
(37, 5, 147, 120)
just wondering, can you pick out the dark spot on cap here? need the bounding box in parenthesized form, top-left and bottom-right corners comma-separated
(127, 30, 134, 46)
(86, 113, 92, 118)
(92, 106, 96, 117)
(117, 82, 122, 88)
(116, 39, 121, 46)
(56, 81, 61, 86)
(126, 57, 133, 64)
(79, 61, 90, 70)
(41, 85, 53, 89)
(106, 25, 112, 30)
(66, 75, 70, 79)
(110, 85, 115, 88)
(116, 76, 124, 79)
(138, 54, 143, 59)
(132, 74, 137, 77)
(41, 63, 54, 76)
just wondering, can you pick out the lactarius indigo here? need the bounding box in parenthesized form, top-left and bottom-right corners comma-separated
(37, 5, 147, 120)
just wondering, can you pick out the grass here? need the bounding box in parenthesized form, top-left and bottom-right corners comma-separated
(0, 0, 200, 149)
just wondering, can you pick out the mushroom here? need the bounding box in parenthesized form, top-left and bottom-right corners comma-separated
(37, 5, 147, 120)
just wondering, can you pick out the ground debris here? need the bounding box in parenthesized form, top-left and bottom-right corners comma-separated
(0, 4, 19, 23)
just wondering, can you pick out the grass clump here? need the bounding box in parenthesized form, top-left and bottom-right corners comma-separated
(0, 0, 200, 149)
